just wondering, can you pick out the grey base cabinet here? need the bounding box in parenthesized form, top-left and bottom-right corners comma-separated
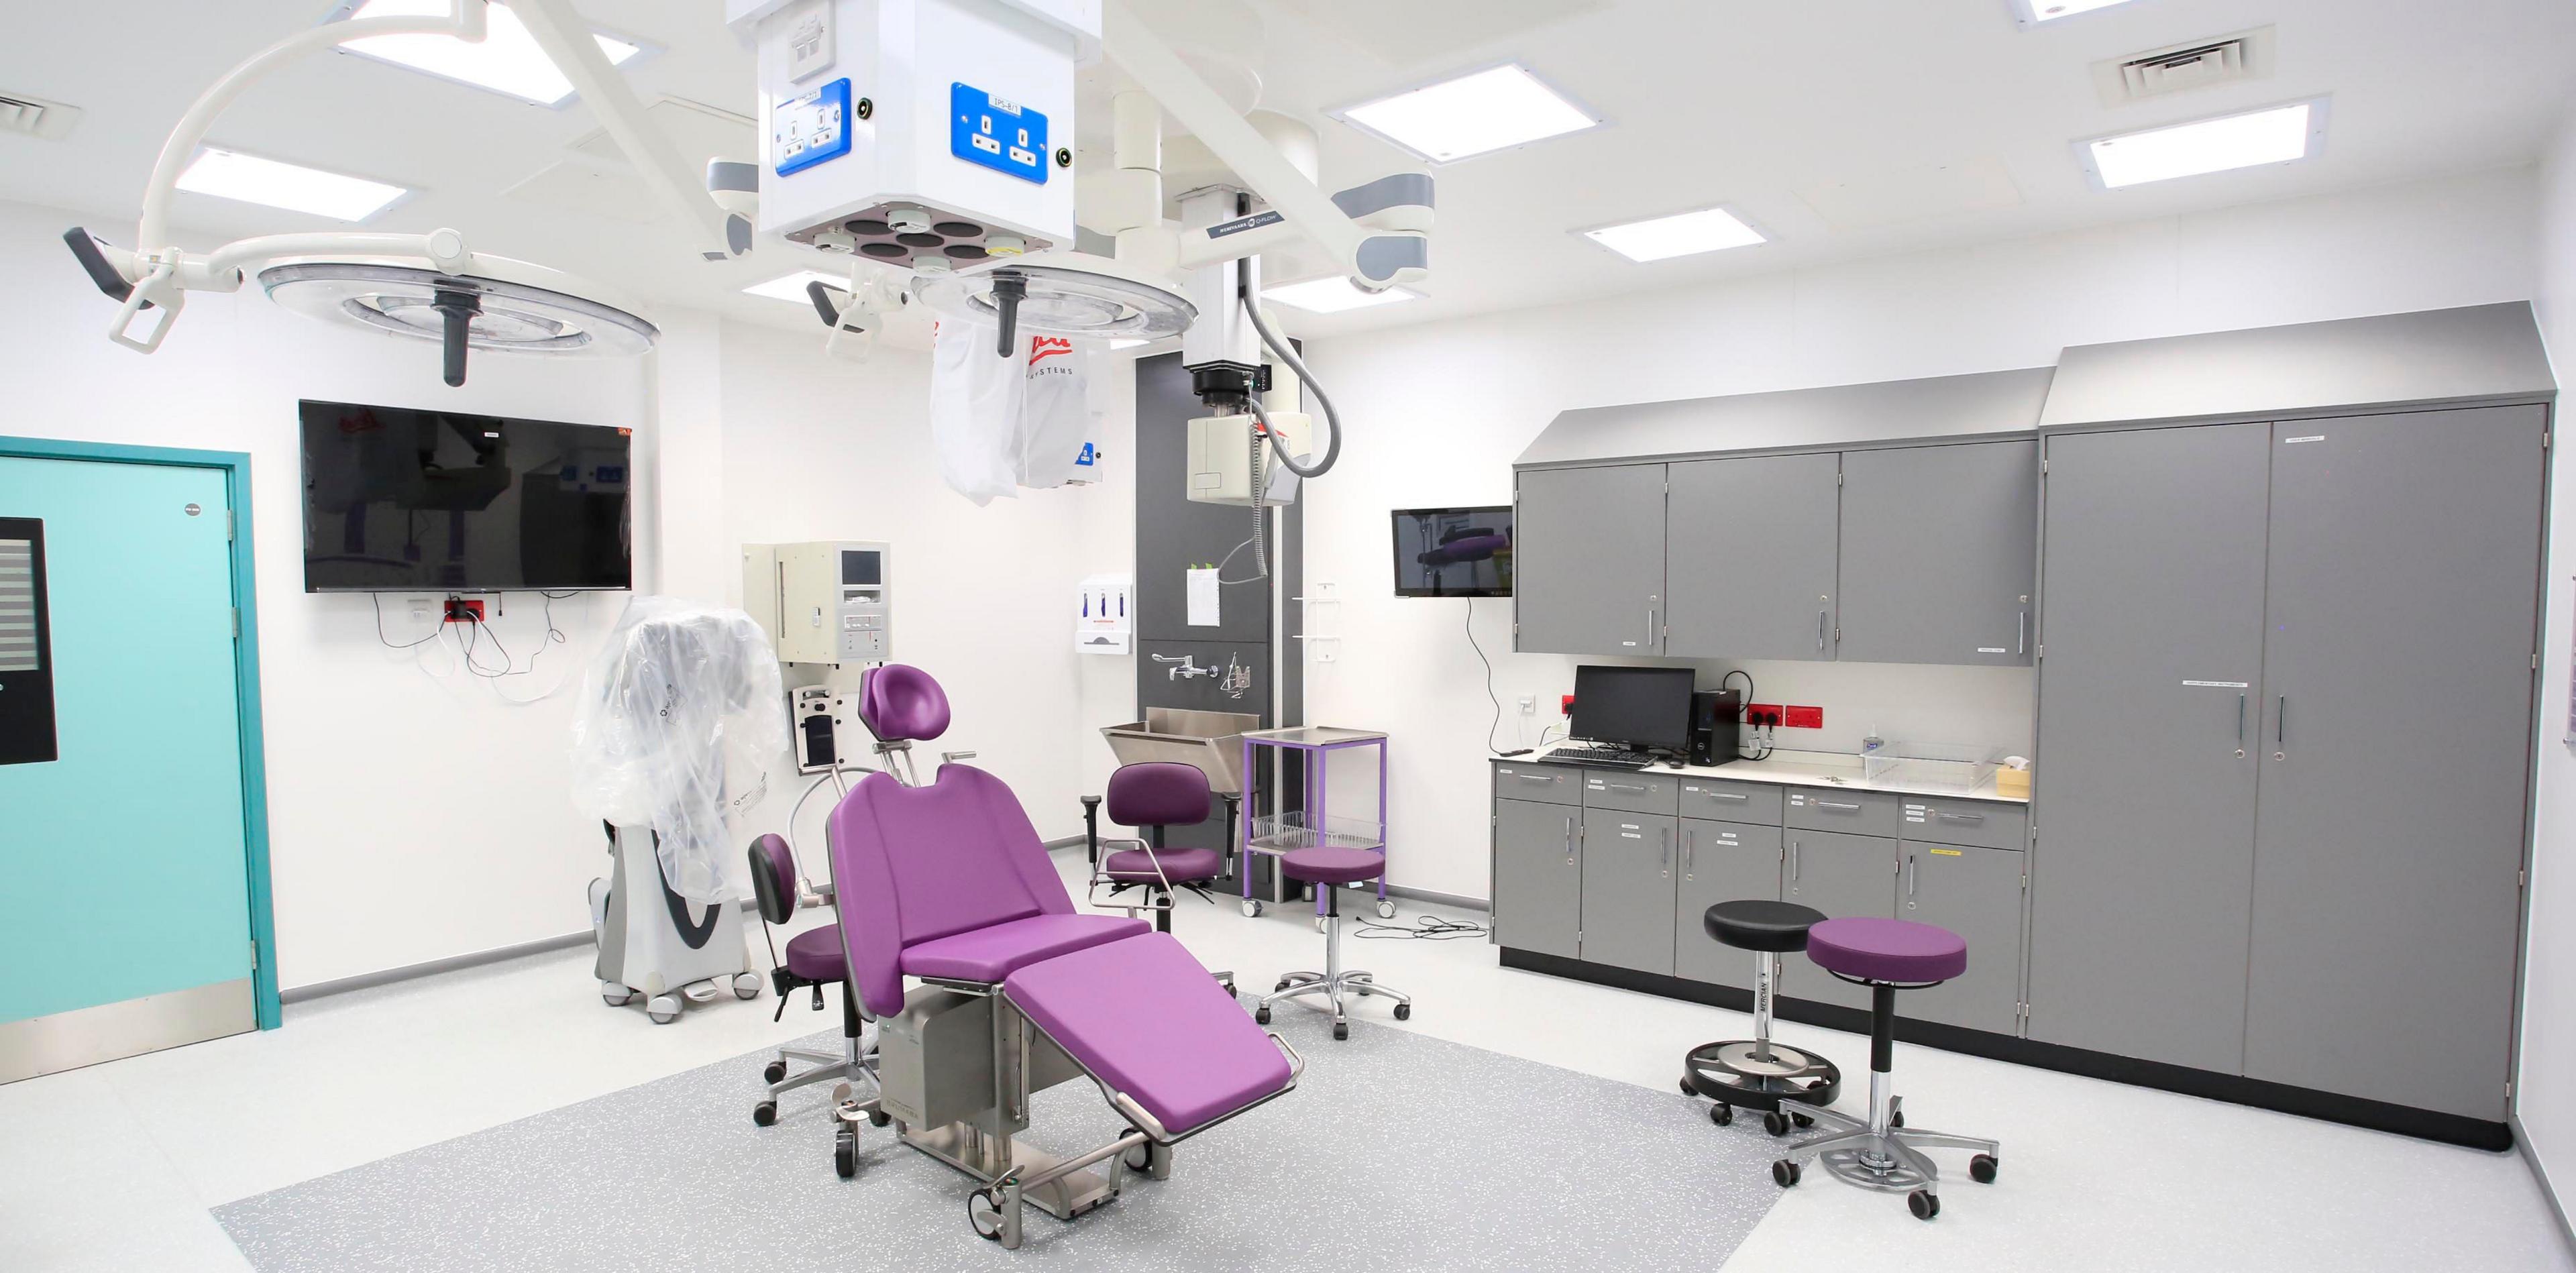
(1672, 820, 1784, 988)
(1782, 829, 1898, 1011)
(1493, 798, 1580, 960)
(1580, 810, 1678, 976)
(1898, 843, 2027, 1034)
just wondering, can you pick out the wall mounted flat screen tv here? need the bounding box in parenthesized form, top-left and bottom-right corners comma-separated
(299, 400, 633, 593)
(1392, 506, 1513, 598)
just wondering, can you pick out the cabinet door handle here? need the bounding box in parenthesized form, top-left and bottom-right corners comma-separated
(1646, 606, 1658, 651)
(1935, 811, 1985, 824)
(2277, 695, 2288, 746)
(1817, 799, 1862, 812)
(2237, 694, 2246, 742)
(1514, 771, 1558, 785)
(1682, 828, 1695, 879)
(1817, 609, 1828, 652)
(1904, 853, 1918, 907)
(2017, 610, 2027, 656)
(1707, 791, 1750, 802)
(1563, 816, 1575, 865)
(1605, 781, 1649, 793)
(1660, 825, 1672, 877)
(1789, 840, 1802, 883)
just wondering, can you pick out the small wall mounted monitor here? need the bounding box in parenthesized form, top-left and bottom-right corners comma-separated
(1392, 506, 1513, 598)
(299, 400, 633, 592)
(1570, 665, 1694, 751)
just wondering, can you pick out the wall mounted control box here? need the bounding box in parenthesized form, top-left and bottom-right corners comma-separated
(743, 541, 892, 665)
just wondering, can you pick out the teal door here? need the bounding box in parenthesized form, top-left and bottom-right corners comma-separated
(1, 453, 260, 1081)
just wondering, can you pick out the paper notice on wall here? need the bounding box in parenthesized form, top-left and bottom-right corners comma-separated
(1187, 567, 1219, 626)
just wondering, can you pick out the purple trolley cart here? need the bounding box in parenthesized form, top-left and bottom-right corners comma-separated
(1236, 726, 1396, 921)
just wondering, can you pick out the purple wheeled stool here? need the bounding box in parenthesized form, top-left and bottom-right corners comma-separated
(1770, 917, 2000, 1220)
(1254, 848, 1413, 1040)
(1681, 900, 1843, 1133)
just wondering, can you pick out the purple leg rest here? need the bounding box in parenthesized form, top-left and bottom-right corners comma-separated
(1005, 933, 1295, 1138)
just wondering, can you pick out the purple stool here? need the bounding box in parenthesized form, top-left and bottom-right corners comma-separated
(744, 832, 885, 1129)
(1254, 848, 1413, 1040)
(1770, 917, 2000, 1220)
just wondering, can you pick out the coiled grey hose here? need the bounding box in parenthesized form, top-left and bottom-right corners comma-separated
(1239, 289, 1342, 480)
(1248, 428, 1267, 577)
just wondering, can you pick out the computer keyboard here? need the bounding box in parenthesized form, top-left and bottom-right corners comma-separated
(1546, 746, 1655, 770)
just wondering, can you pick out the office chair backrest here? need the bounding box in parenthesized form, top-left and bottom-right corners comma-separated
(1106, 761, 1212, 829)
(747, 832, 798, 927)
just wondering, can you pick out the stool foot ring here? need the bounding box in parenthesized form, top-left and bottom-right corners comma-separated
(1682, 1040, 1843, 1112)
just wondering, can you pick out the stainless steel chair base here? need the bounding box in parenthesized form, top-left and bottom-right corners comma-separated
(1784, 1090, 1998, 1197)
(1256, 906, 1411, 1031)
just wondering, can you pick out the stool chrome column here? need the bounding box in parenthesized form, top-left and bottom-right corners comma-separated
(1254, 847, 1411, 1040)
(1681, 899, 1842, 1135)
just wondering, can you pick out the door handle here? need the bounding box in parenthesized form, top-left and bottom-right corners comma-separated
(1660, 825, 1671, 877)
(1682, 828, 1695, 879)
(1514, 771, 1558, 785)
(1646, 606, 1658, 651)
(1606, 782, 1650, 793)
(1707, 791, 1750, 802)
(1817, 800, 1862, 812)
(1817, 608, 1828, 652)
(1935, 811, 1984, 824)
(2017, 610, 2027, 656)
(1789, 840, 1802, 884)
(1904, 853, 1918, 907)
(2275, 694, 2287, 759)
(1563, 816, 1575, 865)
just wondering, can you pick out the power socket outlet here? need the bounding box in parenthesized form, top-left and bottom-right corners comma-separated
(443, 598, 484, 624)
(1517, 696, 1538, 716)
(408, 597, 434, 623)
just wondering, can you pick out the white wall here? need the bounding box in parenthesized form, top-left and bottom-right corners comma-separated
(2521, 114, 2576, 1221)
(1291, 166, 2542, 903)
(0, 197, 648, 989)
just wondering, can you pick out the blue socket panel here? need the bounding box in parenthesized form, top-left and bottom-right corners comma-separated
(950, 82, 1049, 184)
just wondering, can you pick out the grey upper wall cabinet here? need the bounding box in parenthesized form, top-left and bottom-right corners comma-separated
(1666, 453, 1842, 660)
(2029, 423, 2272, 1071)
(1837, 441, 2037, 666)
(1515, 463, 1667, 655)
(2241, 406, 2544, 1120)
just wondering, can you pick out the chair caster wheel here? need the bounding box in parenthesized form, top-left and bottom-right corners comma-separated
(834, 1128, 859, 1180)
(1123, 1144, 1152, 1172)
(1792, 1111, 1815, 1128)
(753, 1101, 778, 1127)
(870, 1109, 892, 1127)
(763, 1060, 788, 1084)
(1909, 1189, 1940, 1221)
(600, 981, 636, 1007)
(1241, 899, 1263, 918)
(1772, 1159, 1801, 1188)
(732, 973, 762, 1000)
(1763, 1111, 1791, 1137)
(967, 1189, 1004, 1241)
(646, 994, 680, 1024)
(1680, 1077, 1696, 1097)
(1254, 1006, 1271, 1025)
(1332, 1022, 1350, 1041)
(1375, 898, 1397, 920)
(1711, 1104, 1733, 1127)
(1970, 1154, 1998, 1184)
(1392, 1003, 1411, 1021)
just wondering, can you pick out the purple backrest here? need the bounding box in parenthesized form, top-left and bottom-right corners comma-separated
(827, 763, 1074, 1016)
(860, 664, 951, 743)
(1105, 761, 1212, 828)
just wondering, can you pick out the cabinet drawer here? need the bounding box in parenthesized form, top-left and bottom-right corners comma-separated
(1583, 770, 1679, 815)
(1493, 763, 1581, 806)
(1899, 797, 2027, 852)
(1678, 777, 1782, 824)
(1784, 787, 1900, 838)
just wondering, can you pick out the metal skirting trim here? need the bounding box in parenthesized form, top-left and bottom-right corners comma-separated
(280, 899, 756, 1006)
(0, 978, 256, 1084)
(2516, 1114, 2576, 1262)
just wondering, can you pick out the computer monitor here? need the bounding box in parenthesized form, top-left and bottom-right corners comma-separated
(1570, 665, 1694, 752)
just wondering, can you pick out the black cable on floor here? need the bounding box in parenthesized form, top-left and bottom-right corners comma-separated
(1356, 913, 1493, 941)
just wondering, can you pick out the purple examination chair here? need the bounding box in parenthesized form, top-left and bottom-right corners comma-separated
(822, 665, 1302, 1248)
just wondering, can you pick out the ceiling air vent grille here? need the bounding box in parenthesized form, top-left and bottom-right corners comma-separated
(2092, 27, 2275, 107)
(0, 91, 81, 140)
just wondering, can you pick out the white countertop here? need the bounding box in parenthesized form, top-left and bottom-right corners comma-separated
(1501, 744, 2029, 806)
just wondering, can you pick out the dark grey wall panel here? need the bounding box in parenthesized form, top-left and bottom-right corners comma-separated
(2243, 406, 2544, 1119)
(1837, 441, 2037, 666)
(1134, 353, 1276, 645)
(2041, 302, 2556, 429)
(2028, 422, 2271, 1070)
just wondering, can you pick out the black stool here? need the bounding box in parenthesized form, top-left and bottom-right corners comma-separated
(1680, 899, 1843, 1135)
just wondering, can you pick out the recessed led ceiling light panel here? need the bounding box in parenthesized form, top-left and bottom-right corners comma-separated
(1581, 206, 1768, 263)
(1261, 277, 1420, 314)
(744, 270, 844, 303)
(332, 0, 646, 107)
(2078, 98, 2328, 189)
(2008, 0, 2144, 28)
(1332, 64, 1601, 164)
(174, 148, 409, 221)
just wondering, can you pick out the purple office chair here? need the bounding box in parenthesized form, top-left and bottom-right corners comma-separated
(820, 665, 1300, 1247)
(743, 832, 883, 1129)
(1086, 763, 1226, 928)
(1768, 917, 2001, 1220)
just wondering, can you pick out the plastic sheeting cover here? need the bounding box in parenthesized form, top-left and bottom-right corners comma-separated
(570, 597, 788, 902)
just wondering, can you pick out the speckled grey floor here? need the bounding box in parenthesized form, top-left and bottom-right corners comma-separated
(215, 998, 1784, 1272)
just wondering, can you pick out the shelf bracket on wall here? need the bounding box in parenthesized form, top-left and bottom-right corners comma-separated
(1291, 581, 1342, 663)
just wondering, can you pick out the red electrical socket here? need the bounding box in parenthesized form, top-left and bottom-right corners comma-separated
(1560, 694, 1576, 715)
(1744, 703, 1783, 728)
(443, 598, 484, 624)
(1784, 705, 1824, 730)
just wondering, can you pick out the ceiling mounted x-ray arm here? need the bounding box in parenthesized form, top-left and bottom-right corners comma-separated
(66, 0, 748, 373)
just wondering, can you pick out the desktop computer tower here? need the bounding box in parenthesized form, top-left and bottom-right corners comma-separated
(1688, 689, 1743, 767)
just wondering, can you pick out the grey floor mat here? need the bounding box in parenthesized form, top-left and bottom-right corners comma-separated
(216, 999, 1783, 1272)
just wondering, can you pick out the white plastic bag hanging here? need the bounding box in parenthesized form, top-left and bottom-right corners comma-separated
(569, 597, 789, 903)
(930, 319, 1025, 506)
(1017, 334, 1099, 488)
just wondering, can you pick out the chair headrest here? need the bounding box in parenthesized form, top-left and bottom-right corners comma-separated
(747, 832, 797, 926)
(1106, 761, 1213, 828)
(860, 664, 951, 743)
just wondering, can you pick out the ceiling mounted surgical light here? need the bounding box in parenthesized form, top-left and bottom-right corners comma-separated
(912, 255, 1196, 355)
(65, 0, 752, 386)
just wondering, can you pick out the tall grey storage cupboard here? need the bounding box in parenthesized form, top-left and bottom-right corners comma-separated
(2034, 404, 2545, 1125)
